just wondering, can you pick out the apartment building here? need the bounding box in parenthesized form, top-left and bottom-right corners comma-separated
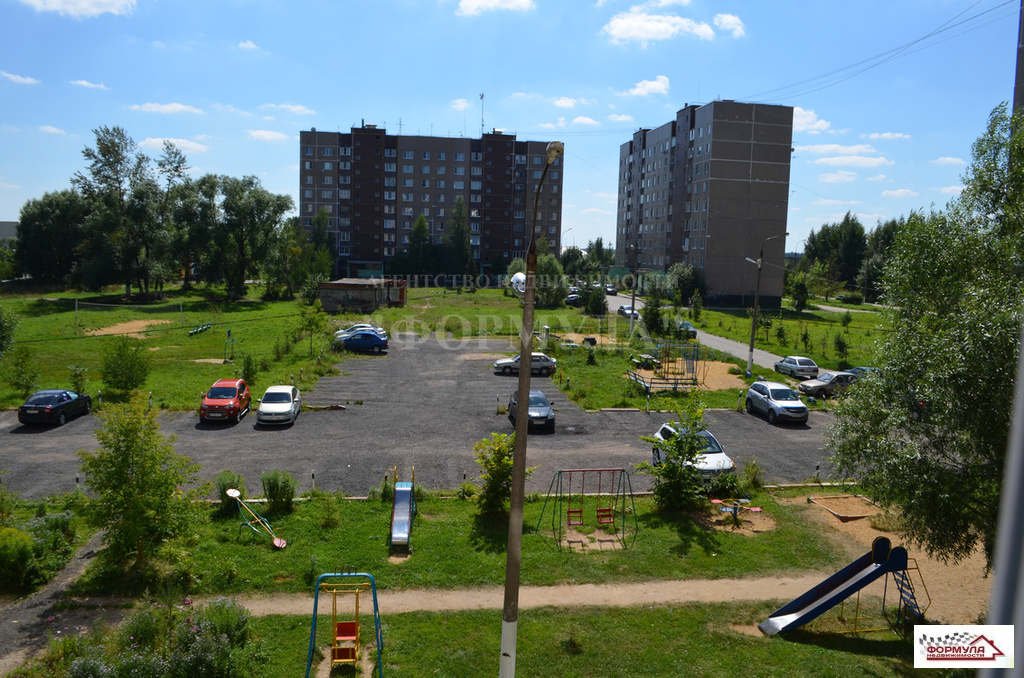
(299, 125, 563, 278)
(615, 100, 793, 306)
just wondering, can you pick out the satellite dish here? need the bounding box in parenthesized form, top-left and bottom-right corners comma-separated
(510, 271, 527, 297)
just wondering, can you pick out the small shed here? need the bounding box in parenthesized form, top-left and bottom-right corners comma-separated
(317, 278, 407, 314)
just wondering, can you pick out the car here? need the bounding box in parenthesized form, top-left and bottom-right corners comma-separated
(848, 366, 880, 379)
(493, 352, 557, 376)
(605, 284, 617, 295)
(340, 331, 389, 354)
(508, 389, 555, 431)
(200, 378, 251, 423)
(798, 371, 858, 399)
(745, 381, 809, 425)
(255, 385, 302, 425)
(564, 294, 583, 307)
(650, 424, 736, 481)
(17, 389, 92, 426)
(677, 320, 698, 339)
(773, 355, 819, 380)
(333, 324, 387, 340)
(617, 304, 640, 319)
(560, 341, 580, 351)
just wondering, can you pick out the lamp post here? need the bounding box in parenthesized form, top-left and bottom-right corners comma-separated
(745, 232, 788, 378)
(500, 140, 563, 678)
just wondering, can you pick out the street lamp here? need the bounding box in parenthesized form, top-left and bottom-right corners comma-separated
(500, 139, 563, 678)
(745, 232, 788, 377)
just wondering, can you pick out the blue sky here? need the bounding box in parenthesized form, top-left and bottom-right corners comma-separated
(0, 0, 1018, 253)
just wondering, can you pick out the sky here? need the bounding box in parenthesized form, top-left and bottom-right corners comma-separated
(0, 0, 1019, 254)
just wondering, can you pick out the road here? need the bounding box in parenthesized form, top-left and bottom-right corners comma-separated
(0, 332, 835, 501)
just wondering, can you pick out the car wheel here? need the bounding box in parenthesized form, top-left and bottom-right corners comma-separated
(236, 409, 242, 423)
(372, 345, 382, 354)
(768, 410, 778, 426)
(540, 367, 549, 377)
(57, 412, 66, 426)
(774, 365, 781, 373)
(85, 401, 92, 414)
(502, 366, 513, 375)
(816, 389, 827, 399)
(745, 399, 754, 414)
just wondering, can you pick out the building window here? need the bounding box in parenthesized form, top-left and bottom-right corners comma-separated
(471, 167, 482, 176)
(455, 152, 466, 161)
(322, 148, 333, 156)
(384, 148, 396, 158)
(384, 191, 396, 200)
(402, 193, 413, 202)
(470, 222, 479, 232)
(403, 150, 414, 159)
(422, 193, 430, 202)
(454, 167, 465, 176)
(422, 165, 430, 174)
(320, 190, 333, 199)
(323, 162, 333, 171)
(422, 151, 430, 160)
(422, 208, 430, 216)
(471, 181, 482, 190)
(385, 177, 396, 187)
(340, 190, 350, 199)
(471, 152, 482, 161)
(304, 189, 313, 198)
(437, 166, 445, 175)
(338, 175, 350, 184)
(470, 194, 481, 203)
(454, 180, 465, 189)
(470, 236, 480, 246)
(403, 179, 413, 188)
(340, 147, 351, 156)
(437, 180, 446, 189)
(305, 176, 313, 185)
(384, 220, 396, 229)
(421, 179, 430, 188)
(402, 207, 413, 216)
(304, 147, 313, 156)
(322, 176, 333, 185)
(403, 165, 414, 173)
(385, 163, 396, 172)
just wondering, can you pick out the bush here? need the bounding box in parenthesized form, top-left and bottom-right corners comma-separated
(6, 345, 39, 398)
(215, 470, 246, 517)
(240, 354, 257, 390)
(473, 432, 535, 515)
(0, 527, 39, 591)
(68, 365, 88, 394)
(101, 335, 151, 393)
(636, 394, 708, 513)
(260, 470, 297, 513)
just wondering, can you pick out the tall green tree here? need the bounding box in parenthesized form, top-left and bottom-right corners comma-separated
(559, 246, 586, 279)
(444, 196, 475, 277)
(219, 175, 293, 301)
(803, 212, 867, 287)
(829, 103, 1024, 569)
(15, 190, 90, 284)
(78, 392, 207, 568)
(169, 173, 221, 289)
(856, 217, 903, 302)
(585, 237, 615, 271)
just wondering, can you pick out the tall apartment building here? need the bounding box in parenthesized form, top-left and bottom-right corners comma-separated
(615, 101, 793, 306)
(299, 125, 564, 278)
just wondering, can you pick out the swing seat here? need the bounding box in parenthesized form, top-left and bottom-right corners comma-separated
(331, 647, 357, 663)
(335, 621, 358, 642)
(567, 508, 583, 526)
(596, 507, 615, 524)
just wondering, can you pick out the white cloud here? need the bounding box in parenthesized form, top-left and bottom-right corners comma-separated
(713, 13, 744, 38)
(793, 107, 830, 134)
(814, 155, 893, 168)
(70, 79, 108, 90)
(554, 97, 578, 108)
(262, 103, 315, 115)
(795, 143, 876, 155)
(573, 116, 599, 126)
(620, 75, 669, 96)
(451, 98, 472, 111)
(455, 0, 534, 17)
(131, 102, 205, 114)
(2, 71, 40, 85)
(936, 185, 963, 195)
(213, 103, 252, 116)
(0, 180, 19, 189)
(537, 122, 557, 129)
(238, 40, 260, 50)
(608, 113, 633, 122)
(247, 130, 289, 142)
(583, 207, 612, 215)
(865, 131, 911, 140)
(931, 156, 965, 165)
(39, 125, 66, 134)
(139, 137, 208, 154)
(881, 188, 918, 198)
(866, 174, 888, 182)
(602, 12, 713, 46)
(819, 170, 857, 183)
(17, 0, 135, 17)
(812, 198, 860, 206)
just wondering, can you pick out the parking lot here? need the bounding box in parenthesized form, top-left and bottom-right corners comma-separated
(0, 333, 835, 499)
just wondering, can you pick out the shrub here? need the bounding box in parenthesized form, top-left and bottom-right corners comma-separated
(473, 432, 535, 515)
(215, 470, 246, 517)
(101, 335, 151, 393)
(636, 393, 708, 513)
(260, 470, 297, 513)
(240, 354, 257, 390)
(834, 331, 850, 360)
(6, 345, 39, 398)
(68, 365, 88, 394)
(706, 472, 740, 500)
(0, 527, 39, 591)
(0, 482, 17, 527)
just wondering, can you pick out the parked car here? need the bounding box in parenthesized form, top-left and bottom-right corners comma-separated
(564, 294, 582, 307)
(493, 352, 557, 376)
(677, 321, 698, 339)
(334, 324, 386, 340)
(650, 424, 736, 482)
(508, 389, 556, 431)
(200, 378, 251, 423)
(256, 385, 302, 425)
(340, 331, 389, 354)
(617, 304, 640, 319)
(605, 284, 617, 295)
(746, 381, 809, 425)
(798, 371, 858, 399)
(17, 389, 92, 426)
(773, 355, 819, 380)
(848, 366, 880, 379)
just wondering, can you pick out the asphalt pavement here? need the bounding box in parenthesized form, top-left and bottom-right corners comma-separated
(0, 332, 835, 500)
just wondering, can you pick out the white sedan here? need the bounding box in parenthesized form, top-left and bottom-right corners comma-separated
(255, 385, 302, 425)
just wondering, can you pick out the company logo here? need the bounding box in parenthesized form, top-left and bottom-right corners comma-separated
(914, 625, 1014, 669)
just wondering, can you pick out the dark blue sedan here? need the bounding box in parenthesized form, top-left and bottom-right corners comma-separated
(18, 389, 92, 426)
(341, 331, 389, 354)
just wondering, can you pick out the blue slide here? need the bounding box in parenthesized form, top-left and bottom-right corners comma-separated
(759, 537, 908, 636)
(389, 482, 416, 552)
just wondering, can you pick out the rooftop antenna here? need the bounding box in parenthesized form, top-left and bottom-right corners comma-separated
(399, 118, 402, 134)
(480, 93, 485, 137)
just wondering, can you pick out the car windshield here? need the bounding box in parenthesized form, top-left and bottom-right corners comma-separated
(797, 359, 816, 367)
(262, 392, 291, 403)
(26, 393, 59, 406)
(662, 429, 722, 453)
(771, 388, 800, 401)
(207, 387, 237, 399)
(528, 394, 550, 407)
(818, 373, 834, 383)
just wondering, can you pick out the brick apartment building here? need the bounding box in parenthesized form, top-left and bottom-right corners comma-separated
(299, 125, 564, 278)
(615, 100, 793, 306)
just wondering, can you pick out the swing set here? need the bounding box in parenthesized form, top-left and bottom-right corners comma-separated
(536, 468, 638, 548)
(304, 571, 384, 677)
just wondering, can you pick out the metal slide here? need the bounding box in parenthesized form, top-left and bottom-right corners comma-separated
(389, 482, 415, 551)
(759, 537, 908, 636)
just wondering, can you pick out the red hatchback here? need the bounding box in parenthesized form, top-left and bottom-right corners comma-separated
(200, 378, 251, 423)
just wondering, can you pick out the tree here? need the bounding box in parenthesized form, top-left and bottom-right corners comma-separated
(15, 190, 89, 284)
(473, 432, 535, 515)
(534, 252, 567, 309)
(219, 175, 293, 301)
(829, 104, 1024, 569)
(803, 212, 867, 287)
(168, 173, 221, 289)
(298, 299, 328, 356)
(585, 237, 615, 271)
(667, 262, 707, 307)
(559, 246, 586, 279)
(637, 394, 708, 512)
(78, 392, 207, 567)
(856, 217, 903, 303)
(786, 270, 810, 312)
(444, 196, 475, 277)
(101, 335, 151, 393)
(0, 304, 16, 362)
